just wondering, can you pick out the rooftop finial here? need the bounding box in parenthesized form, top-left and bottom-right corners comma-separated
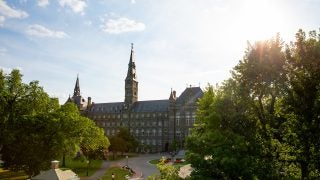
(131, 43, 134, 50)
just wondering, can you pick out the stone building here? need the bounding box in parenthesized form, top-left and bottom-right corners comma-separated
(68, 44, 203, 152)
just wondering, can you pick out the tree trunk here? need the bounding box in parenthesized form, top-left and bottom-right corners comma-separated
(301, 161, 309, 180)
(62, 154, 66, 167)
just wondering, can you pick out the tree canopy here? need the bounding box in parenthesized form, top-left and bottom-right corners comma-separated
(0, 70, 109, 177)
(186, 29, 320, 179)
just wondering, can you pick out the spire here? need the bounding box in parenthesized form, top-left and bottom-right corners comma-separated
(126, 43, 137, 80)
(129, 43, 135, 69)
(169, 88, 176, 101)
(125, 43, 138, 106)
(130, 43, 134, 61)
(73, 74, 80, 96)
(169, 88, 174, 100)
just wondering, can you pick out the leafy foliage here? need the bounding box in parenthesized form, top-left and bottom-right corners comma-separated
(148, 157, 180, 180)
(186, 29, 320, 179)
(0, 70, 109, 177)
(108, 128, 139, 160)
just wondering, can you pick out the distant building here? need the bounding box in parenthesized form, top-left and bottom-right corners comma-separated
(68, 44, 203, 152)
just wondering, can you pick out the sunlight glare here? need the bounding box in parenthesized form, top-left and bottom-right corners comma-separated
(236, 0, 287, 42)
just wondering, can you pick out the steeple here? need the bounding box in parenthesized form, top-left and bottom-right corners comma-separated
(73, 75, 80, 96)
(125, 43, 138, 107)
(126, 43, 136, 79)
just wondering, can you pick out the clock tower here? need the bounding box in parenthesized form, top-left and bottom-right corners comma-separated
(124, 43, 138, 107)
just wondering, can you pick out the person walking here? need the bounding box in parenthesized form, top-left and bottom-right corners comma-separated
(111, 173, 115, 180)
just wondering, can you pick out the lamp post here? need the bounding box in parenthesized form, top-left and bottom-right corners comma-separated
(86, 160, 89, 176)
(126, 155, 128, 167)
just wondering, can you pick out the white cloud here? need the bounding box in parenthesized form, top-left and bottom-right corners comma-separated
(102, 17, 145, 34)
(0, 16, 4, 26)
(0, 0, 28, 18)
(37, 0, 49, 7)
(0, 47, 7, 55)
(59, 0, 86, 14)
(26, 24, 68, 38)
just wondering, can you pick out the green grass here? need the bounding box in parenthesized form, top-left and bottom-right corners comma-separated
(60, 157, 103, 177)
(149, 159, 160, 164)
(0, 157, 103, 179)
(101, 167, 130, 180)
(0, 168, 28, 180)
(149, 159, 189, 168)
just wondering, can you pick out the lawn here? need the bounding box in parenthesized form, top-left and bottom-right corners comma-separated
(149, 158, 189, 168)
(101, 167, 130, 180)
(60, 157, 103, 177)
(149, 159, 160, 164)
(0, 168, 28, 180)
(0, 157, 103, 179)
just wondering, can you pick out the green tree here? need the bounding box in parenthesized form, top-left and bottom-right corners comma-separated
(148, 157, 180, 180)
(284, 29, 320, 178)
(0, 70, 110, 176)
(186, 85, 259, 179)
(80, 119, 110, 160)
(108, 136, 127, 160)
(117, 127, 139, 152)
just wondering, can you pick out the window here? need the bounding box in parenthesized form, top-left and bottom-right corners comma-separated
(186, 117, 190, 126)
(158, 129, 162, 136)
(176, 130, 181, 137)
(136, 129, 139, 136)
(158, 121, 162, 126)
(153, 129, 156, 136)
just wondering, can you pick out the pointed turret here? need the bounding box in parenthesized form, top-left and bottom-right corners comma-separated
(73, 75, 80, 96)
(126, 43, 136, 80)
(125, 43, 138, 107)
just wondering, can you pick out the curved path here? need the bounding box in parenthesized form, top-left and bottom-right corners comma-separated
(81, 153, 164, 180)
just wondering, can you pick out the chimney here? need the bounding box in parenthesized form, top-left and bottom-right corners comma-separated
(51, 160, 59, 170)
(88, 97, 92, 106)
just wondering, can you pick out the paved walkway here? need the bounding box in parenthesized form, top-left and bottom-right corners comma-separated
(80, 160, 110, 180)
(80, 153, 166, 180)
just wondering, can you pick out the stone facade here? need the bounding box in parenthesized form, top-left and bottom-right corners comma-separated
(68, 44, 203, 152)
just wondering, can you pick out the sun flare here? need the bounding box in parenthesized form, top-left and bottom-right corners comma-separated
(237, 0, 287, 41)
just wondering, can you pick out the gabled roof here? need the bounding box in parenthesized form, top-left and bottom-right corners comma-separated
(132, 100, 169, 112)
(32, 169, 79, 180)
(91, 102, 124, 113)
(89, 87, 202, 114)
(176, 87, 203, 106)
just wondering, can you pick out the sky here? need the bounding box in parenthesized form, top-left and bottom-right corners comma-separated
(0, 0, 319, 104)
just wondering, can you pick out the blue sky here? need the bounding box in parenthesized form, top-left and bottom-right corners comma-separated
(0, 0, 319, 103)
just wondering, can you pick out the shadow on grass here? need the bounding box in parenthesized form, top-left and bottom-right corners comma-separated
(0, 168, 28, 180)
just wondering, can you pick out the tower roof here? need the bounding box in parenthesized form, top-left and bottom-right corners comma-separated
(73, 75, 80, 96)
(126, 43, 137, 80)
